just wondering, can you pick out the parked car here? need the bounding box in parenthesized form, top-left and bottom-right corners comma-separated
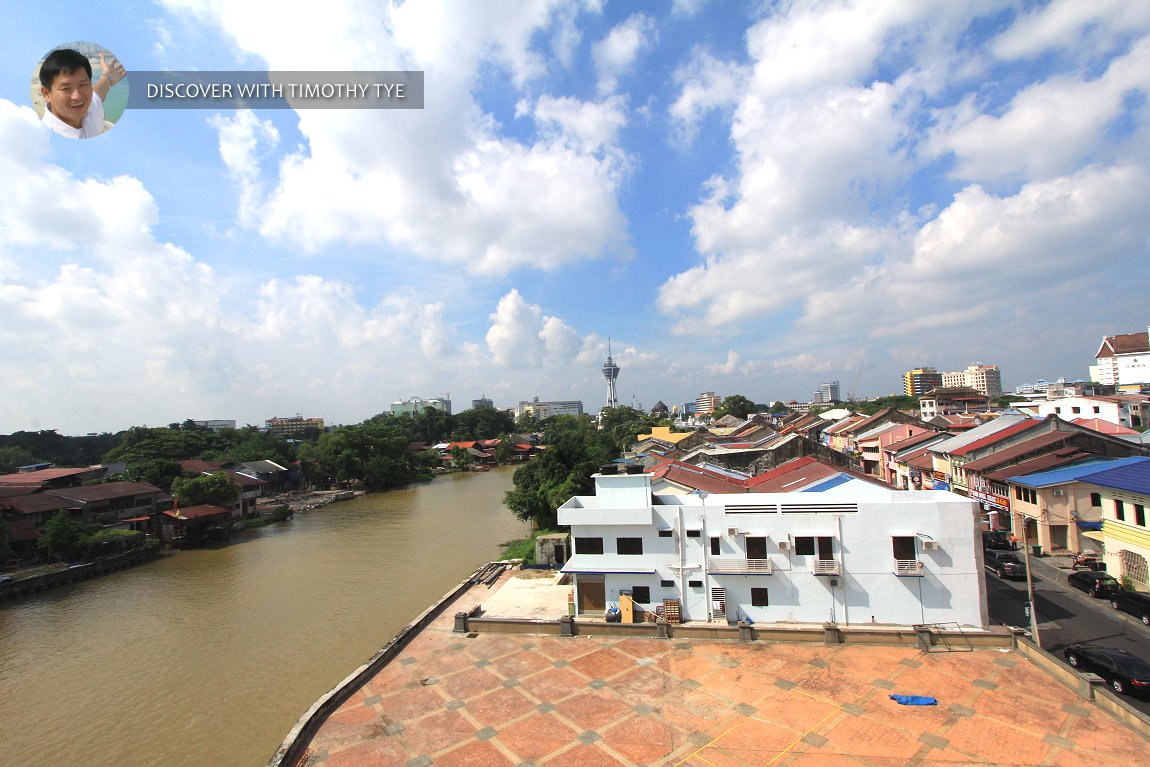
(1064, 644, 1150, 697)
(984, 550, 1026, 580)
(1067, 570, 1121, 598)
(1110, 590, 1150, 626)
(982, 530, 1016, 550)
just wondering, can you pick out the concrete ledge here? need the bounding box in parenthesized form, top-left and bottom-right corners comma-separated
(0, 544, 163, 603)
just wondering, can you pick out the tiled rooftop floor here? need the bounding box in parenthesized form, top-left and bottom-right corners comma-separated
(304, 575, 1148, 766)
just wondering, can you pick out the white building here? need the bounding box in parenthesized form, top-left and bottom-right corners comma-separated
(514, 397, 584, 419)
(942, 364, 1003, 397)
(558, 470, 988, 629)
(391, 396, 452, 416)
(1091, 325, 1150, 391)
(1036, 395, 1148, 431)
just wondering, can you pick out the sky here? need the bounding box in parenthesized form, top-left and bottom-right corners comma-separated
(1, 0, 1148, 435)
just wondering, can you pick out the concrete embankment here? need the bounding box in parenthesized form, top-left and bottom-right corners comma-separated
(0, 544, 164, 602)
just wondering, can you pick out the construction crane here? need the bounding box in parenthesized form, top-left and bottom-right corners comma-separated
(848, 369, 863, 403)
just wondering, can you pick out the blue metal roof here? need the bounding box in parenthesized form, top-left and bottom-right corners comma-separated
(801, 474, 853, 492)
(1008, 456, 1150, 490)
(1078, 457, 1150, 496)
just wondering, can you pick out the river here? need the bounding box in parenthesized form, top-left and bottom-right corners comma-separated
(0, 467, 526, 766)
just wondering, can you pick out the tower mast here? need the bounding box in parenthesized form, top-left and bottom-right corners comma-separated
(602, 339, 620, 409)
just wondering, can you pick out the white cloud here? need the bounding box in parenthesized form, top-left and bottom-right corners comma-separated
(485, 289, 580, 369)
(208, 110, 279, 224)
(592, 13, 657, 95)
(992, 0, 1150, 60)
(669, 48, 746, 144)
(174, 0, 632, 275)
(931, 36, 1150, 183)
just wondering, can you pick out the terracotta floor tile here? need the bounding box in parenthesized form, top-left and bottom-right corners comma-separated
(327, 700, 381, 726)
(432, 738, 516, 767)
(608, 665, 670, 700)
(463, 635, 524, 660)
(819, 713, 921, 761)
(658, 688, 736, 732)
(397, 709, 477, 757)
(320, 735, 409, 767)
(461, 686, 537, 728)
(538, 742, 629, 767)
(567, 646, 641, 680)
(753, 692, 839, 732)
(437, 666, 506, 701)
(310, 717, 389, 754)
(488, 648, 553, 680)
(944, 715, 1051, 763)
(516, 666, 593, 703)
(374, 686, 445, 723)
(1064, 714, 1150, 761)
(612, 637, 678, 660)
(601, 713, 685, 766)
(494, 711, 579, 762)
(553, 689, 634, 731)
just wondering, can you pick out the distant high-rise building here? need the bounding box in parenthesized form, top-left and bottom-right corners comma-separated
(265, 415, 325, 436)
(817, 381, 840, 403)
(695, 392, 720, 415)
(472, 395, 494, 409)
(942, 364, 1003, 397)
(193, 419, 236, 430)
(391, 397, 452, 416)
(904, 367, 943, 397)
(515, 397, 584, 420)
(602, 339, 620, 408)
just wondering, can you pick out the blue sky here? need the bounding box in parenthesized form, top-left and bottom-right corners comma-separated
(2, 0, 1149, 435)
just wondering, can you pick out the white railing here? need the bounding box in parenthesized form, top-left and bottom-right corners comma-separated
(894, 559, 924, 576)
(709, 558, 773, 574)
(813, 559, 840, 575)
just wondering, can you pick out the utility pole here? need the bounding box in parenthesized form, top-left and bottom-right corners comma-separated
(1021, 528, 1041, 646)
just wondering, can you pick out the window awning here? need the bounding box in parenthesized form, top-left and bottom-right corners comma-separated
(561, 554, 657, 575)
(1081, 529, 1106, 543)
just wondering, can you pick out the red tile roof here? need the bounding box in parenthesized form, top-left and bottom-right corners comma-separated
(743, 457, 842, 492)
(961, 433, 1078, 472)
(650, 460, 746, 495)
(45, 481, 166, 504)
(0, 467, 103, 486)
(982, 451, 1096, 482)
(1096, 331, 1149, 357)
(1070, 418, 1140, 436)
(165, 504, 231, 520)
(1, 493, 79, 514)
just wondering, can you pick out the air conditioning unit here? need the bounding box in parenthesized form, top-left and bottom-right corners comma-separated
(922, 540, 940, 551)
(777, 540, 791, 551)
(1052, 488, 1065, 497)
(727, 527, 739, 536)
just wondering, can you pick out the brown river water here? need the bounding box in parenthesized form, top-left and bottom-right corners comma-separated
(0, 467, 526, 766)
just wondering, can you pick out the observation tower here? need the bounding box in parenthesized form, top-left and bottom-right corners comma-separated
(602, 339, 620, 409)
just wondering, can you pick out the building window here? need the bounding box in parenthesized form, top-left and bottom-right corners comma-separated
(1071, 406, 1081, 414)
(617, 537, 644, 555)
(1116, 500, 1125, 522)
(745, 536, 767, 559)
(1136, 504, 1146, 527)
(710, 537, 721, 555)
(631, 586, 651, 604)
(658, 529, 673, 538)
(660, 579, 674, 588)
(892, 536, 917, 561)
(1093, 406, 1101, 414)
(794, 536, 816, 556)
(688, 580, 702, 588)
(751, 587, 769, 607)
(1090, 492, 1102, 507)
(1054, 407, 1061, 413)
(575, 537, 603, 555)
(686, 529, 701, 538)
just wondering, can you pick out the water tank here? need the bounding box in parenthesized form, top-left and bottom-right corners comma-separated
(599, 464, 619, 475)
(624, 464, 645, 475)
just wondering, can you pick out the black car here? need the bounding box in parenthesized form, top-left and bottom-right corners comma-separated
(1064, 644, 1150, 697)
(982, 530, 1016, 550)
(1110, 590, 1150, 626)
(984, 549, 1026, 579)
(1067, 570, 1121, 598)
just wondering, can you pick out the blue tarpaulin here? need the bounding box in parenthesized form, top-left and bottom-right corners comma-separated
(889, 694, 938, 706)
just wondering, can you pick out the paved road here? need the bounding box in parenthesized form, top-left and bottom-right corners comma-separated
(984, 550, 1150, 715)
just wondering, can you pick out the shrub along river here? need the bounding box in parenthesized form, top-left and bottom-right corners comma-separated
(0, 466, 526, 766)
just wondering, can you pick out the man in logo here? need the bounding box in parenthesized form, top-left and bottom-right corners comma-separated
(39, 47, 125, 139)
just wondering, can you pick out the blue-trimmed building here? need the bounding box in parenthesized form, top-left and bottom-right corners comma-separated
(1007, 457, 1150, 589)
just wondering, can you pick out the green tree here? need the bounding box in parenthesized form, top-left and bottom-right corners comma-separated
(712, 394, 756, 420)
(505, 415, 618, 529)
(452, 406, 516, 440)
(450, 445, 473, 472)
(123, 458, 184, 491)
(171, 472, 241, 508)
(598, 406, 660, 452)
(38, 511, 90, 563)
(0, 445, 39, 474)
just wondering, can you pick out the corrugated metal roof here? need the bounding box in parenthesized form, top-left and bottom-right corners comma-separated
(1076, 457, 1150, 496)
(1008, 456, 1150, 488)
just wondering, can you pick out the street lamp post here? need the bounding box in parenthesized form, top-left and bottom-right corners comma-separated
(1021, 520, 1041, 646)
